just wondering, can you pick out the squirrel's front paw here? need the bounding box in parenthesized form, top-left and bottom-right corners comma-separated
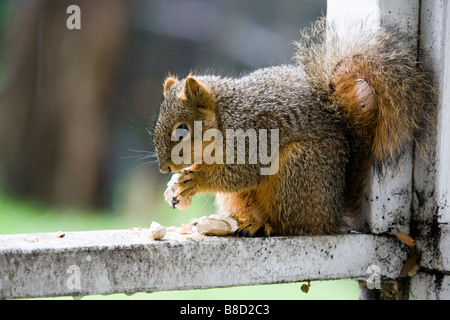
(164, 171, 197, 210)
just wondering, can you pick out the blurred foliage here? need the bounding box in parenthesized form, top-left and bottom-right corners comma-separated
(0, 1, 12, 96)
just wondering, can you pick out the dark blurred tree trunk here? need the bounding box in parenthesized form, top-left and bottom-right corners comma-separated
(0, 0, 126, 209)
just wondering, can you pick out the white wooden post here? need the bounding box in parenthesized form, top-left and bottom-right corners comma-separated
(327, 0, 421, 299)
(327, 0, 420, 236)
(410, 0, 450, 300)
(328, 1, 418, 236)
(329, 0, 450, 299)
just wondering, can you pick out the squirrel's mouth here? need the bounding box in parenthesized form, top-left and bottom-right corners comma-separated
(159, 164, 172, 174)
(160, 163, 202, 174)
(174, 163, 202, 173)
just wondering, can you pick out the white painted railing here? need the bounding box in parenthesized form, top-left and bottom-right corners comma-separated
(411, 0, 450, 300)
(0, 0, 448, 300)
(0, 230, 406, 299)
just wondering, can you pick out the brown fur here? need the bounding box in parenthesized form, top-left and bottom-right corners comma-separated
(295, 18, 434, 164)
(294, 18, 435, 219)
(153, 18, 435, 236)
(215, 161, 279, 235)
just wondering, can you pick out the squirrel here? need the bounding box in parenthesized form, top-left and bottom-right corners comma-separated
(152, 18, 434, 236)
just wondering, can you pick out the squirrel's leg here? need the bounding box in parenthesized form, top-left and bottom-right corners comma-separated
(266, 140, 347, 235)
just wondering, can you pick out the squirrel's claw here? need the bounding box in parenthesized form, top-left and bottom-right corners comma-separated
(170, 196, 179, 209)
(164, 171, 196, 210)
(234, 223, 273, 237)
(234, 228, 252, 237)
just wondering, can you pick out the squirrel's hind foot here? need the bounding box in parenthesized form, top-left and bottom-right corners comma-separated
(234, 223, 273, 237)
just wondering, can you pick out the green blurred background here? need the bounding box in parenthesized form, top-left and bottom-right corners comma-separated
(0, 0, 358, 299)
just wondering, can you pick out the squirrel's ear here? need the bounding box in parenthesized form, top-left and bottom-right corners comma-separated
(163, 76, 178, 96)
(180, 76, 210, 101)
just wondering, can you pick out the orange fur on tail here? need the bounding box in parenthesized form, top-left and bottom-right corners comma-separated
(295, 18, 434, 167)
(294, 18, 435, 220)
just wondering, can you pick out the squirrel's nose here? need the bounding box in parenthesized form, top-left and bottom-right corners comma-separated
(159, 164, 172, 173)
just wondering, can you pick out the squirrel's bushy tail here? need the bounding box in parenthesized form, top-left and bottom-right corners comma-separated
(295, 18, 434, 164)
(294, 18, 434, 218)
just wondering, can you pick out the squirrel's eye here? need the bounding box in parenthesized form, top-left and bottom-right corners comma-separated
(174, 124, 190, 142)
